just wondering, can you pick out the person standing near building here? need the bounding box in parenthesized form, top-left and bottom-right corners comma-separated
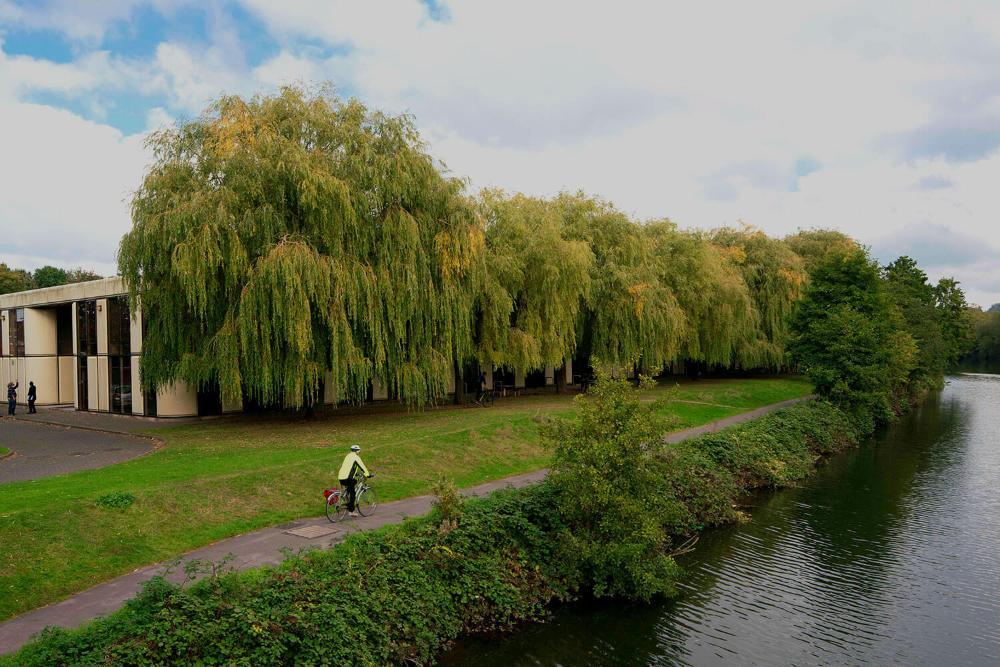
(27, 381, 36, 414)
(6, 381, 18, 416)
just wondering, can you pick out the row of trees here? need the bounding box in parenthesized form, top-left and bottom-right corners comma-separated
(961, 304, 1000, 366)
(0, 263, 103, 295)
(119, 86, 971, 411)
(789, 248, 972, 429)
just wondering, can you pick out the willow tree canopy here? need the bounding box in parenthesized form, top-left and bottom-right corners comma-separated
(557, 193, 685, 371)
(119, 86, 484, 408)
(476, 190, 593, 372)
(644, 223, 756, 368)
(712, 226, 805, 369)
(784, 229, 858, 274)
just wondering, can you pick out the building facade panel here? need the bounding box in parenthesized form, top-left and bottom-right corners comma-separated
(156, 381, 198, 417)
(59, 355, 75, 404)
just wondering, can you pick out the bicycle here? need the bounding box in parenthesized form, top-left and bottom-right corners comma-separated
(324, 473, 378, 523)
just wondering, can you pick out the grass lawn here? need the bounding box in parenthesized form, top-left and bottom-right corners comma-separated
(0, 377, 810, 620)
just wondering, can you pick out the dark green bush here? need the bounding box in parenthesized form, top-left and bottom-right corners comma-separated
(94, 492, 136, 510)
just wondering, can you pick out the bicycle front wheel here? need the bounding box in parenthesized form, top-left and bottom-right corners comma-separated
(326, 494, 348, 523)
(357, 487, 378, 516)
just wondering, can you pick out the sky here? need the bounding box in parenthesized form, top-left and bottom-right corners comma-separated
(1, 1, 1000, 307)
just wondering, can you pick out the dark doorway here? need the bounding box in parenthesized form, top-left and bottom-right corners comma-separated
(197, 381, 223, 416)
(493, 367, 515, 392)
(525, 369, 547, 389)
(56, 304, 73, 356)
(77, 357, 88, 411)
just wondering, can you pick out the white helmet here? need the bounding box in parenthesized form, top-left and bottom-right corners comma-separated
(350, 444, 361, 452)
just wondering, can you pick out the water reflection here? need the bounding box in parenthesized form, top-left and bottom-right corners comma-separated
(444, 375, 1000, 666)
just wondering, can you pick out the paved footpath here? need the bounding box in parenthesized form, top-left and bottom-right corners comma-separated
(0, 395, 810, 655)
(0, 419, 157, 484)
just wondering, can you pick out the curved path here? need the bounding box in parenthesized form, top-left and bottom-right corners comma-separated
(0, 395, 811, 655)
(0, 419, 157, 484)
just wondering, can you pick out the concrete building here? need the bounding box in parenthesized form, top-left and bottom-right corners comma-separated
(1, 278, 572, 417)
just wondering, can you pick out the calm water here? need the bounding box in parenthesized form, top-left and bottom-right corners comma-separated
(444, 374, 1000, 666)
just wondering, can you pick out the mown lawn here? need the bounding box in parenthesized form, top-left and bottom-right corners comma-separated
(0, 377, 810, 620)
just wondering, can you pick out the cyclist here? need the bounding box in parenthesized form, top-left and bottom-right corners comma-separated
(338, 444, 372, 516)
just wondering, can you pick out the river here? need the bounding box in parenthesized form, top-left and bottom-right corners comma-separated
(443, 373, 1000, 665)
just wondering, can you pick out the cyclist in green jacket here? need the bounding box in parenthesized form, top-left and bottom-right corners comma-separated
(338, 444, 372, 516)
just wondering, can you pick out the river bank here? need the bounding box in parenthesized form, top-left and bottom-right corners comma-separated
(3, 392, 865, 666)
(445, 373, 1000, 665)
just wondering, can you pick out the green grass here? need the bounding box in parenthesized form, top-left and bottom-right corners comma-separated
(0, 377, 810, 620)
(0, 447, 9, 458)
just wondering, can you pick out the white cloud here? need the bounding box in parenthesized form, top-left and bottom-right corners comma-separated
(0, 100, 149, 272)
(2, 1, 1000, 306)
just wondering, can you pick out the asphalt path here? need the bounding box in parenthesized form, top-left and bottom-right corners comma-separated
(0, 418, 156, 484)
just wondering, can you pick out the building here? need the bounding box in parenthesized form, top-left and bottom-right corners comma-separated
(1, 278, 572, 417)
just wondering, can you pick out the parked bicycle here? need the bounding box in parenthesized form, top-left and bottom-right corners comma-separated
(324, 473, 378, 522)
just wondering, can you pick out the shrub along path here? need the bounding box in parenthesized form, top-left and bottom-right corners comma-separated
(0, 394, 810, 656)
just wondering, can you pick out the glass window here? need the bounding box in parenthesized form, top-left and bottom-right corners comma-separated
(9, 309, 25, 357)
(109, 355, 133, 415)
(107, 297, 131, 356)
(76, 301, 97, 356)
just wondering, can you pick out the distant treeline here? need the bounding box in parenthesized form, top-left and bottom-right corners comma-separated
(115, 86, 973, 410)
(963, 304, 1000, 366)
(0, 263, 102, 295)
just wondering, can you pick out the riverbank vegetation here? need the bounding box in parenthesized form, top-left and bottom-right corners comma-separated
(789, 247, 973, 431)
(962, 304, 1000, 368)
(3, 378, 852, 666)
(0, 378, 808, 622)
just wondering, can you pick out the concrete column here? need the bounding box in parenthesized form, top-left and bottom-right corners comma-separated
(565, 357, 573, 384)
(24, 308, 56, 356)
(57, 356, 74, 404)
(514, 368, 525, 389)
(156, 381, 198, 417)
(96, 356, 109, 411)
(96, 299, 108, 355)
(545, 366, 555, 386)
(71, 302, 79, 409)
(1, 310, 9, 354)
(130, 304, 143, 354)
(131, 357, 145, 415)
(87, 356, 99, 410)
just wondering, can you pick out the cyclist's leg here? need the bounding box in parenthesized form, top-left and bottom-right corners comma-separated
(340, 477, 357, 511)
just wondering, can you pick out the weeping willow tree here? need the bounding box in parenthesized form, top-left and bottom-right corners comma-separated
(711, 225, 806, 369)
(557, 192, 685, 373)
(644, 223, 757, 369)
(475, 190, 593, 378)
(119, 86, 484, 408)
(784, 228, 858, 274)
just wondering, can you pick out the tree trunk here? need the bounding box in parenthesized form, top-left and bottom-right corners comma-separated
(555, 362, 567, 394)
(453, 358, 467, 405)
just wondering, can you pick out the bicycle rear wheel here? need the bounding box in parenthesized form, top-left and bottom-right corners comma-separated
(326, 494, 348, 523)
(357, 487, 378, 516)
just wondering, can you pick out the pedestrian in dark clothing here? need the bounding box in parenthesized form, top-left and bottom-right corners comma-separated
(6, 382, 17, 416)
(27, 381, 36, 414)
